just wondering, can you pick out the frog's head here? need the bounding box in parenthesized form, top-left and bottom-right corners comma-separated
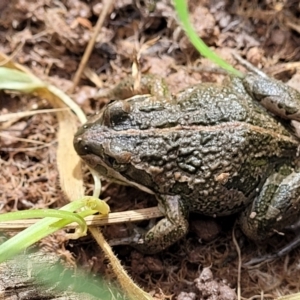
(73, 99, 155, 194)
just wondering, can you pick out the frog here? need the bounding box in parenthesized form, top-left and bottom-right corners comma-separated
(73, 70, 300, 254)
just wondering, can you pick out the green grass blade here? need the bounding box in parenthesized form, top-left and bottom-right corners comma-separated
(0, 198, 107, 263)
(173, 0, 243, 77)
(0, 67, 46, 92)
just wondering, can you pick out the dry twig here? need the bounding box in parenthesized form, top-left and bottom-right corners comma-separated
(71, 0, 114, 92)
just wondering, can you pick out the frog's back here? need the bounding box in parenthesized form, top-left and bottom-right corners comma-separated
(175, 79, 292, 136)
(120, 122, 298, 216)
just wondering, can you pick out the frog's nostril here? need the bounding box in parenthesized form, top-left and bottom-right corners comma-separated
(74, 137, 90, 156)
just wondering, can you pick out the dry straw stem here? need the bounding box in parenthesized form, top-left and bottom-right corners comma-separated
(232, 225, 241, 300)
(90, 227, 153, 300)
(276, 293, 300, 300)
(0, 207, 163, 230)
(0, 107, 69, 123)
(71, 0, 114, 92)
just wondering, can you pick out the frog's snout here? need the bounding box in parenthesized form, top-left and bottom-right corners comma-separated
(73, 135, 91, 156)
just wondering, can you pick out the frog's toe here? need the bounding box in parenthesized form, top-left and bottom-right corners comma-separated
(109, 227, 146, 247)
(109, 236, 140, 247)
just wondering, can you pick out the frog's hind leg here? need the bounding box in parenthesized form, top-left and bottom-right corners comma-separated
(95, 74, 173, 104)
(239, 165, 300, 243)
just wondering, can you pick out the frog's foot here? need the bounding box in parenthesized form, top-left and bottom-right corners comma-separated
(239, 165, 300, 243)
(108, 219, 156, 247)
(242, 72, 300, 122)
(110, 195, 189, 254)
(233, 53, 300, 123)
(108, 225, 147, 247)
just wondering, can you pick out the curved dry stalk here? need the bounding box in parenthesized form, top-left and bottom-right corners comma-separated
(89, 227, 153, 300)
(0, 207, 163, 230)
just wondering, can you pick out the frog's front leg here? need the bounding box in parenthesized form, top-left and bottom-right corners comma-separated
(113, 195, 189, 254)
(239, 166, 300, 242)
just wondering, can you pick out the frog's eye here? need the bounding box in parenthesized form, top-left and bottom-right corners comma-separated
(102, 100, 131, 127)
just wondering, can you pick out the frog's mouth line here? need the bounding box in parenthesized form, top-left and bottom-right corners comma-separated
(79, 152, 155, 195)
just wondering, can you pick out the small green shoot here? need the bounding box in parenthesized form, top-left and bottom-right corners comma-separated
(0, 197, 110, 263)
(0, 66, 87, 123)
(173, 0, 243, 77)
